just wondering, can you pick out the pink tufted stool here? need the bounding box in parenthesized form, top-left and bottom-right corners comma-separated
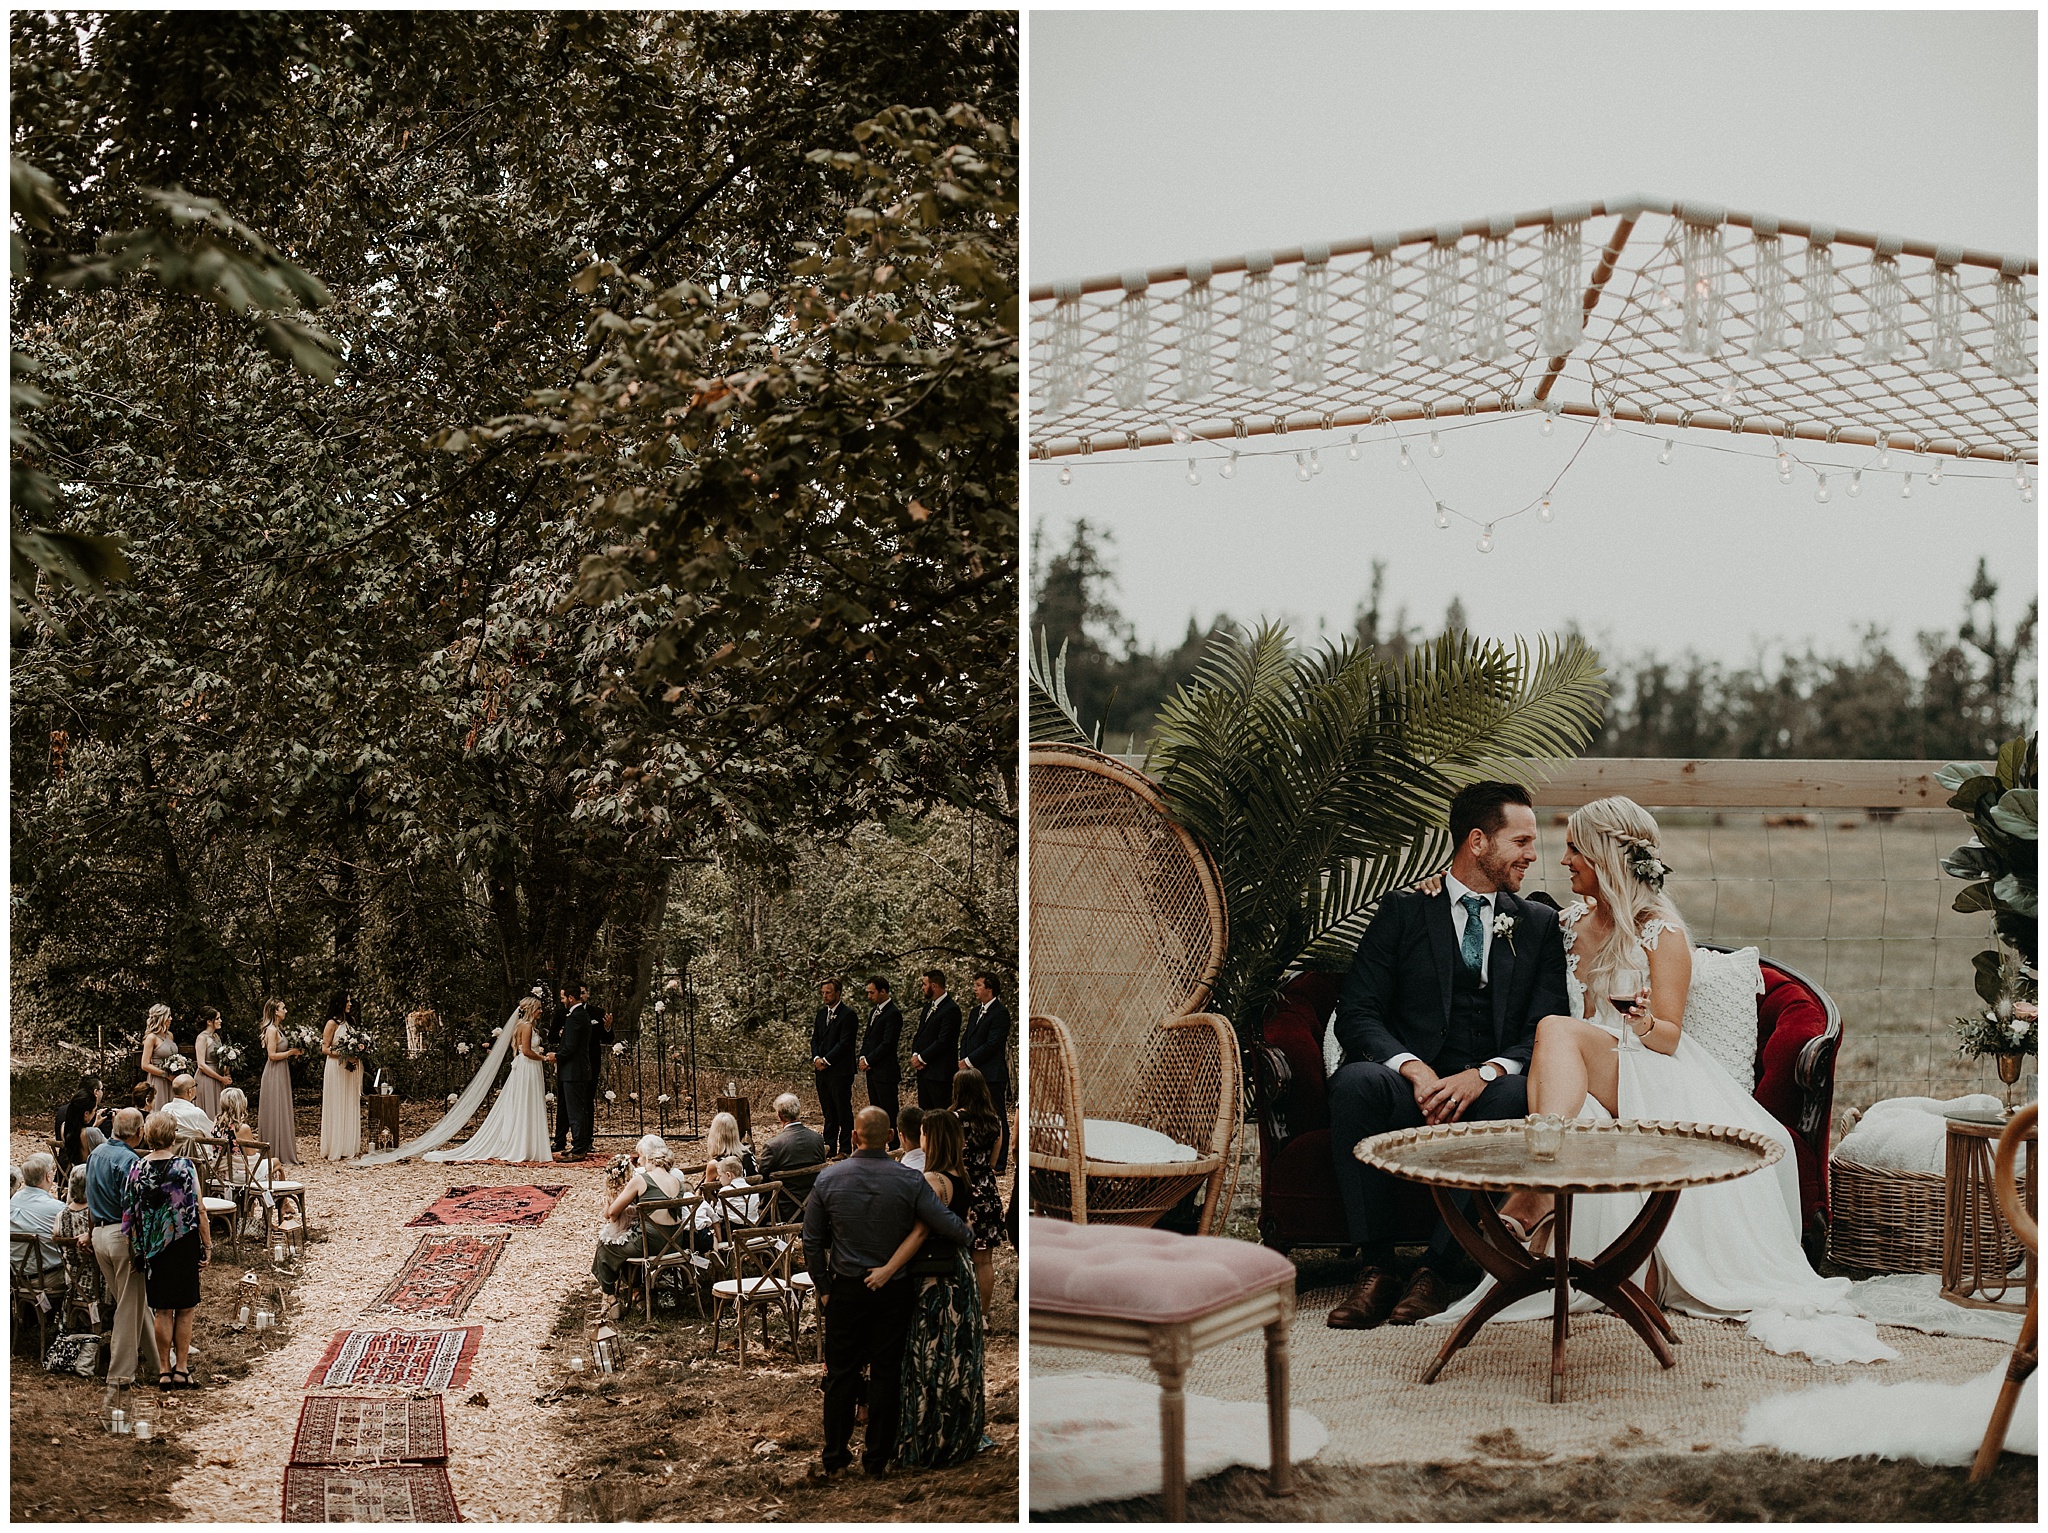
(1031, 1217, 1298, 1517)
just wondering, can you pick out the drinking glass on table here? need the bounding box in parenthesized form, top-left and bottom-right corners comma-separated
(1609, 962, 1650, 1044)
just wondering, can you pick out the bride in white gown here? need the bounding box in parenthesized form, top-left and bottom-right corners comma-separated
(1437, 795, 1891, 1365)
(351, 995, 552, 1167)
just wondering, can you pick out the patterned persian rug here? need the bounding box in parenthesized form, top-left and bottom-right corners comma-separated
(290, 1395, 450, 1466)
(305, 1327, 483, 1392)
(406, 1184, 570, 1229)
(282, 1464, 461, 1522)
(365, 1231, 509, 1319)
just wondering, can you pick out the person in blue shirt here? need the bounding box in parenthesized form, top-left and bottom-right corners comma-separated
(85, 1108, 162, 1395)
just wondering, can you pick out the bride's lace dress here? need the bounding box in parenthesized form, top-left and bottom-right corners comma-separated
(1434, 903, 1893, 1365)
(352, 1003, 551, 1167)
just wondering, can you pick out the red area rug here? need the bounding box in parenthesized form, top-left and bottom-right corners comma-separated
(283, 1464, 460, 1522)
(406, 1183, 570, 1228)
(365, 1231, 508, 1320)
(290, 1395, 449, 1465)
(305, 1326, 482, 1392)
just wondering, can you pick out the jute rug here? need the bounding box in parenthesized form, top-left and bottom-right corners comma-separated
(1032, 1279, 2012, 1466)
(406, 1183, 569, 1228)
(282, 1464, 461, 1522)
(305, 1326, 482, 1393)
(290, 1395, 450, 1466)
(364, 1231, 509, 1320)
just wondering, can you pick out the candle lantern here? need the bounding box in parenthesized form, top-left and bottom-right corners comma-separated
(593, 1326, 619, 1374)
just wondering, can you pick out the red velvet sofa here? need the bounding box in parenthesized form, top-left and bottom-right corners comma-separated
(1251, 946, 1842, 1256)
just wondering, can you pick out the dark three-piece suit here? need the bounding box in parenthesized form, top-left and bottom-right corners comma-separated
(909, 990, 962, 1111)
(811, 999, 860, 1156)
(859, 996, 904, 1130)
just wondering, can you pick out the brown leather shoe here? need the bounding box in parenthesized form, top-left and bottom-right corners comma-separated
(1325, 1266, 1405, 1329)
(1386, 1266, 1449, 1325)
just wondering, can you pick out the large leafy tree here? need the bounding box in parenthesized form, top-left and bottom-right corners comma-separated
(11, 12, 1016, 1052)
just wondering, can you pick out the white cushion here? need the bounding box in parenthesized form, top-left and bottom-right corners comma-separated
(790, 1271, 814, 1288)
(1682, 945, 1765, 1087)
(1081, 1119, 1197, 1165)
(201, 1197, 237, 1214)
(265, 1181, 305, 1194)
(1835, 1093, 2008, 1175)
(711, 1277, 790, 1297)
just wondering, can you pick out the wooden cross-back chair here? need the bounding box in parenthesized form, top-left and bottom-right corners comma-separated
(1028, 744, 1240, 1234)
(625, 1195, 705, 1321)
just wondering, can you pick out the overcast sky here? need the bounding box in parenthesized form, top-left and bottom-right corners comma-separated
(1029, 10, 2039, 667)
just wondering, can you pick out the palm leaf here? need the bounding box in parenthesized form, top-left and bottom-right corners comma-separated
(1027, 628, 1091, 746)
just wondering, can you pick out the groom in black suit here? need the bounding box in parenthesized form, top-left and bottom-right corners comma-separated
(546, 981, 606, 1160)
(1326, 781, 1569, 1329)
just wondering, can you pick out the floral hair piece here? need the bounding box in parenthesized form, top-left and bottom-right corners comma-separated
(1616, 833, 1671, 892)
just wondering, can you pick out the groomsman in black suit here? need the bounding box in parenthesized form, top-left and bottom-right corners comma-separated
(908, 968, 961, 1111)
(959, 971, 1013, 1168)
(810, 979, 859, 1157)
(858, 976, 904, 1146)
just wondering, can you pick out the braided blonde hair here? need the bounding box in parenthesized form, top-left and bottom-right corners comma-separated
(1567, 796, 1685, 1007)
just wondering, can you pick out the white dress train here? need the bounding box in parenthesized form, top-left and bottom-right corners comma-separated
(1433, 907, 1894, 1365)
(425, 1041, 552, 1163)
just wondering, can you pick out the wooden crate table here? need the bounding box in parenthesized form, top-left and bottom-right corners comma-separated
(1943, 1113, 2038, 1312)
(1030, 1216, 1296, 1519)
(717, 1095, 752, 1145)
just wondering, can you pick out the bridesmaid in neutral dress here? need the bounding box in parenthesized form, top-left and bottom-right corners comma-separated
(319, 999, 364, 1160)
(193, 1007, 229, 1119)
(139, 1004, 178, 1111)
(257, 998, 305, 1165)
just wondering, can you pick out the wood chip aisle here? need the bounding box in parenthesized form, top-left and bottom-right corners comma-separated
(169, 1156, 603, 1522)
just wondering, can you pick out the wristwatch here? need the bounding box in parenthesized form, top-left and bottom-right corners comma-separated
(1476, 1062, 1501, 1084)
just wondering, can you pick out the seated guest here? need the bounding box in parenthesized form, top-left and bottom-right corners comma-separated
(705, 1111, 758, 1179)
(124, 1111, 210, 1389)
(80, 1126, 108, 1163)
(704, 1155, 760, 1226)
(55, 1075, 104, 1176)
(57, 1164, 94, 1243)
(10, 1153, 67, 1276)
(163, 1075, 216, 1137)
(214, 1088, 261, 1150)
(897, 1105, 927, 1171)
(758, 1093, 828, 1181)
(591, 1133, 688, 1321)
(9, 1166, 21, 1198)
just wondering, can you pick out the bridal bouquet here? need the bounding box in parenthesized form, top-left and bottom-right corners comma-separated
(163, 1053, 192, 1078)
(291, 1024, 324, 1056)
(212, 1040, 246, 1072)
(332, 1020, 372, 1070)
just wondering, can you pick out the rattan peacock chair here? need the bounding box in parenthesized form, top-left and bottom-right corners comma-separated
(1028, 743, 1239, 1234)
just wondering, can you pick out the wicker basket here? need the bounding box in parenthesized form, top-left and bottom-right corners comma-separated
(1826, 1153, 1946, 1273)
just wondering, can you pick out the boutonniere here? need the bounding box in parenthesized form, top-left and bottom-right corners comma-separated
(1491, 911, 1518, 954)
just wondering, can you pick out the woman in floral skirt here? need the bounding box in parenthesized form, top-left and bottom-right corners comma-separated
(866, 1108, 986, 1467)
(951, 1068, 1007, 1316)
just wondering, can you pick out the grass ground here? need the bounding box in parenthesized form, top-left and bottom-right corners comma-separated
(1043, 1451, 2037, 1522)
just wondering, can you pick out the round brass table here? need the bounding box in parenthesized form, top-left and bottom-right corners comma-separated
(1356, 1119, 1781, 1402)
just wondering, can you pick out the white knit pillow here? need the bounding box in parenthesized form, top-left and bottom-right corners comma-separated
(1682, 945, 1765, 1087)
(1082, 1119, 1198, 1165)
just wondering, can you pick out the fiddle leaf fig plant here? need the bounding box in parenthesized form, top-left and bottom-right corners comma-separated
(1938, 732, 2037, 1008)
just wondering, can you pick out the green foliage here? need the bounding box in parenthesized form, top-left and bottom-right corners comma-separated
(1939, 731, 2038, 977)
(1027, 631, 1092, 747)
(1144, 622, 1608, 1033)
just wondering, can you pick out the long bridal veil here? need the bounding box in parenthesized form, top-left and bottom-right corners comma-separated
(350, 1000, 529, 1167)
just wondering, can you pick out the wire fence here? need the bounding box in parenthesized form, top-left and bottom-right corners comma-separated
(1520, 803, 2018, 1122)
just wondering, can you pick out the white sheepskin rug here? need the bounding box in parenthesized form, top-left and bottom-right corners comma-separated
(1030, 1369, 1328, 1512)
(1740, 1361, 2036, 1465)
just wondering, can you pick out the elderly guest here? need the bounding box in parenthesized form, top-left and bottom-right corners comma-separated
(163, 1075, 216, 1138)
(88, 1108, 162, 1395)
(124, 1111, 211, 1388)
(802, 1105, 973, 1477)
(10, 1153, 68, 1279)
(758, 1093, 827, 1181)
(590, 1133, 688, 1321)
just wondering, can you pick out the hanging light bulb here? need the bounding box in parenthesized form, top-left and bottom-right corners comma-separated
(1777, 461, 1794, 486)
(1170, 424, 1192, 445)
(1428, 430, 1443, 458)
(1309, 447, 1323, 476)
(1434, 501, 1450, 529)
(1874, 437, 1891, 470)
(1597, 401, 1616, 436)
(1657, 439, 1674, 465)
(1058, 465, 1072, 486)
(1294, 451, 1311, 483)
(1775, 446, 1792, 474)
(1848, 469, 1862, 497)
(1346, 432, 1361, 461)
(1538, 497, 1555, 523)
(2016, 459, 2031, 488)
(1186, 458, 1201, 487)
(2023, 484, 2037, 504)
(1476, 525, 1495, 553)
(1815, 474, 1831, 504)
(1927, 455, 1943, 487)
(1539, 411, 1555, 437)
(1900, 472, 1913, 499)
(1715, 381, 1739, 408)
(1398, 443, 1412, 470)
(1220, 451, 1238, 480)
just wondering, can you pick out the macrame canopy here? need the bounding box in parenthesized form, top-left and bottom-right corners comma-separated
(1030, 195, 2038, 468)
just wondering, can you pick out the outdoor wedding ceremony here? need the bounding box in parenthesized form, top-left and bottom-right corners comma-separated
(1026, 9, 2036, 1524)
(10, 9, 1017, 1524)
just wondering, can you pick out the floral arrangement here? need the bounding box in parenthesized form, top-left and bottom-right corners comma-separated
(212, 1040, 246, 1072)
(1953, 952, 2038, 1059)
(291, 1024, 324, 1055)
(332, 1020, 372, 1069)
(1617, 834, 1670, 892)
(612, 1041, 626, 1056)
(163, 1053, 192, 1078)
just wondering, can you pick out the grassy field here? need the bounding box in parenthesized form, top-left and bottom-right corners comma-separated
(1519, 806, 2023, 1117)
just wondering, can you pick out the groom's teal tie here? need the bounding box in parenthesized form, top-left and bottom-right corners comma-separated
(1459, 894, 1488, 978)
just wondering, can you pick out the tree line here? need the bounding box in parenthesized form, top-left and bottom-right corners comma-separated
(10, 12, 1017, 1073)
(1032, 518, 2035, 762)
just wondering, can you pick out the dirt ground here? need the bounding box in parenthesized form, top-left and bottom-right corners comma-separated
(1043, 1450, 2038, 1522)
(9, 1224, 310, 1523)
(543, 1239, 1019, 1522)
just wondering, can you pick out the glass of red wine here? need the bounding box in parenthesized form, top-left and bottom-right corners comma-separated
(1609, 964, 1648, 1028)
